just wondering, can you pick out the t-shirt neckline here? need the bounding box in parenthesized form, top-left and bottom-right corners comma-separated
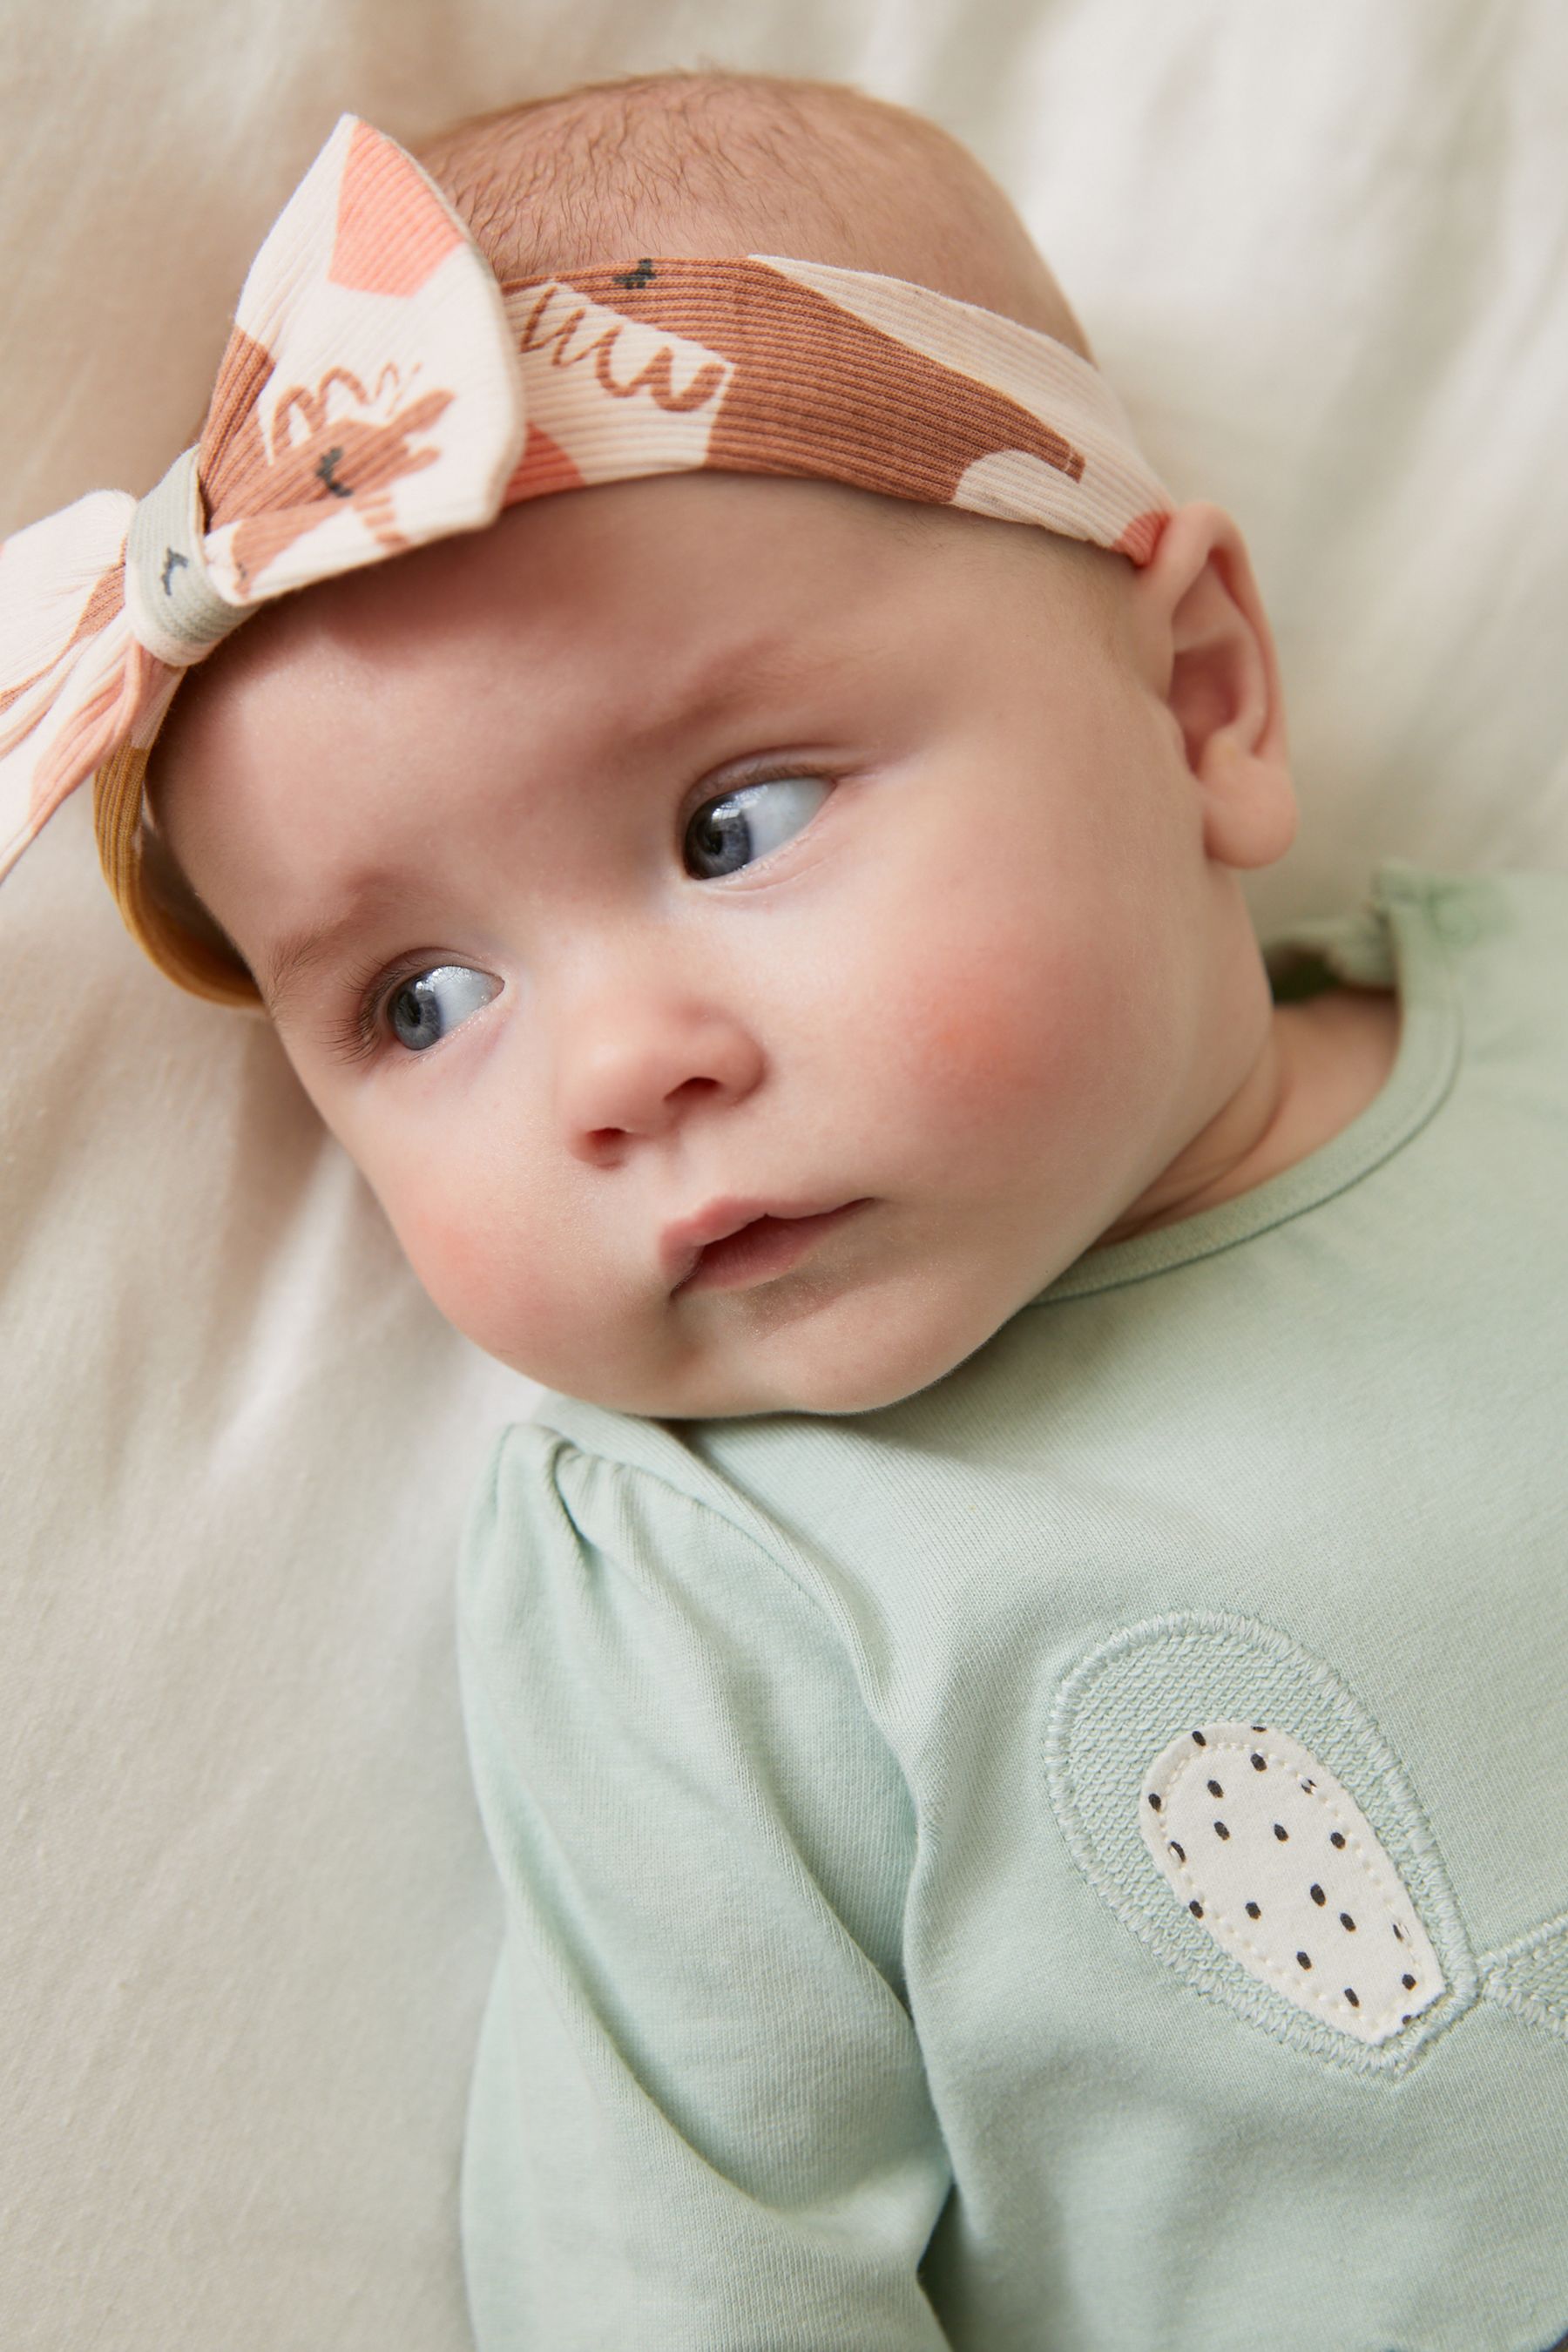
(1029, 863, 1463, 1308)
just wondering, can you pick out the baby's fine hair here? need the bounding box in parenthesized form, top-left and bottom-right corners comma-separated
(413, 70, 1089, 354)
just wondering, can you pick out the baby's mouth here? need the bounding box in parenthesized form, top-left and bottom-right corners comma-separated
(673, 1201, 871, 1295)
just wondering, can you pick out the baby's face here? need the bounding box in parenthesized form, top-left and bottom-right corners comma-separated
(156, 475, 1247, 1418)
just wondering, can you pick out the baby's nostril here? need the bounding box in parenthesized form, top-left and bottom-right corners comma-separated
(670, 1074, 723, 1106)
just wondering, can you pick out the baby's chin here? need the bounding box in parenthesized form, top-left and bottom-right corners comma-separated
(513, 1355, 953, 1424)
(491, 1269, 1024, 1423)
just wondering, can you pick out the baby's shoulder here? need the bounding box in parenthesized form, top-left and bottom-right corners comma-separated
(465, 1390, 867, 1639)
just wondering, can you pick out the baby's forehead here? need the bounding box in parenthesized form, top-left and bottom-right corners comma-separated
(167, 506, 1125, 924)
(159, 476, 1085, 850)
(187, 474, 1010, 710)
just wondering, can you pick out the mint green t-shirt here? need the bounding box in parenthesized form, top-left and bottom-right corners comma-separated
(457, 865, 1568, 2352)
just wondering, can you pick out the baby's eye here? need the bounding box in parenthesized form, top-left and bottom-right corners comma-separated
(682, 775, 831, 880)
(382, 964, 500, 1054)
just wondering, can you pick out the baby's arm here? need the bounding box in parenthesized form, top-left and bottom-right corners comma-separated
(458, 1422, 952, 2349)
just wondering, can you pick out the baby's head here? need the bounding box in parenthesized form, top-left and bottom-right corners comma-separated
(145, 71, 1296, 1420)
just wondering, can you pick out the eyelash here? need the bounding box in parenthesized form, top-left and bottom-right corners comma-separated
(327, 949, 421, 1068)
(326, 760, 838, 1070)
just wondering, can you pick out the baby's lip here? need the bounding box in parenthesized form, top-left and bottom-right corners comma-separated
(660, 1194, 865, 1292)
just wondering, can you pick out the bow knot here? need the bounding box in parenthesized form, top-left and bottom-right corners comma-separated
(124, 447, 237, 669)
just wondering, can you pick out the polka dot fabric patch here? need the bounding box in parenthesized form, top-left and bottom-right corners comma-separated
(1139, 1720, 1444, 2045)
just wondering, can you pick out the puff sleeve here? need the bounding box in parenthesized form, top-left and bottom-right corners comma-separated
(456, 1418, 952, 2349)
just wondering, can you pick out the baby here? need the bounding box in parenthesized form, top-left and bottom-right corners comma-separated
(7, 67, 1568, 2352)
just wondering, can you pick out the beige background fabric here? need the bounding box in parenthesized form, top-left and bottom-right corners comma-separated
(2, 3, 1565, 2346)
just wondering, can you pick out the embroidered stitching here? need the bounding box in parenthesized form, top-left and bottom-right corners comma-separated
(1478, 1908, 1568, 2040)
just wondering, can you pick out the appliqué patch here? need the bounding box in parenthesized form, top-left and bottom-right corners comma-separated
(1044, 1610, 1480, 2075)
(1140, 1720, 1444, 2045)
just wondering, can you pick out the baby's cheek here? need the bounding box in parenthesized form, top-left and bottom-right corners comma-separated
(385, 1163, 634, 1395)
(375, 1167, 540, 1348)
(396, 1195, 488, 1310)
(885, 922, 1106, 1126)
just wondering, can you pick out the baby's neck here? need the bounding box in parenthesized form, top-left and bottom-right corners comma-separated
(1091, 983, 1401, 1248)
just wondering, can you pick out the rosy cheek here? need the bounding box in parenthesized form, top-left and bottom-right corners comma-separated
(388, 1169, 611, 1382)
(382, 1176, 517, 1328)
(916, 1001, 1026, 1098)
(892, 947, 1071, 1111)
(885, 922, 1133, 1192)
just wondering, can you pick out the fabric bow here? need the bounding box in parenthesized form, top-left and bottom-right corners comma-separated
(0, 115, 524, 886)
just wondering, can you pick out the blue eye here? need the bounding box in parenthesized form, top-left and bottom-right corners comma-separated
(384, 964, 500, 1053)
(683, 775, 831, 880)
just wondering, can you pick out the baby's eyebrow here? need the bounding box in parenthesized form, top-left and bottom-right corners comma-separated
(606, 627, 839, 749)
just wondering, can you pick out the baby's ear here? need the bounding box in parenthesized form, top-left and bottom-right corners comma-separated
(1130, 502, 1296, 871)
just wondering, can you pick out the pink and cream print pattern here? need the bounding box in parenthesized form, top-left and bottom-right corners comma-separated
(0, 111, 1172, 898)
(501, 254, 1167, 559)
(0, 116, 524, 882)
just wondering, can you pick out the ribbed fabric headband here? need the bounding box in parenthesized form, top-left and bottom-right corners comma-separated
(0, 112, 1173, 1005)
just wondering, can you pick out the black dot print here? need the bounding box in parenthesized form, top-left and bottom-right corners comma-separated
(1190, 1900, 1204, 1918)
(1147, 1793, 1162, 1811)
(1169, 1841, 1186, 1862)
(1245, 1902, 1261, 1919)
(1344, 1987, 1360, 2007)
(1213, 1820, 1230, 1840)
(1401, 2011, 1412, 2025)
(1329, 1831, 1347, 1849)
(1296, 1950, 1312, 1969)
(1206, 1778, 1224, 1797)
(1251, 1723, 1267, 1733)
(1392, 1923, 1406, 1941)
(1191, 1730, 1207, 1746)
(1274, 1822, 1289, 1842)
(1250, 1753, 1267, 1771)
(1402, 1973, 1416, 1990)
(1341, 1913, 1356, 1932)
(1309, 1883, 1326, 1905)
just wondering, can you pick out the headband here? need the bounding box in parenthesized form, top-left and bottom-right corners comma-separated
(0, 113, 1173, 1004)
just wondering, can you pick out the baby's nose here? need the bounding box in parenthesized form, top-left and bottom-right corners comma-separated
(555, 992, 765, 1161)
